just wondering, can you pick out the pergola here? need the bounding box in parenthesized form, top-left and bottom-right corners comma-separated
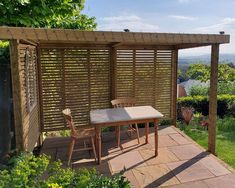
(0, 26, 229, 155)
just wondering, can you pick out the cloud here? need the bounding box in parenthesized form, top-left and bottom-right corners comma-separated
(194, 17, 235, 33)
(98, 14, 159, 32)
(169, 15, 197, 21)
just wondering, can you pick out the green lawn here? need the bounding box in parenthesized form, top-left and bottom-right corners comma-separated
(179, 117, 235, 168)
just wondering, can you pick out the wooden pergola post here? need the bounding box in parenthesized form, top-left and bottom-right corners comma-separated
(208, 44, 219, 154)
(172, 49, 179, 126)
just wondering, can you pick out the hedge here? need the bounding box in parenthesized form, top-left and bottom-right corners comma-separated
(177, 94, 235, 118)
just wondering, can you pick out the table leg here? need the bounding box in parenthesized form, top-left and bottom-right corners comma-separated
(145, 122, 149, 144)
(154, 119, 159, 156)
(116, 126, 121, 148)
(95, 126, 101, 164)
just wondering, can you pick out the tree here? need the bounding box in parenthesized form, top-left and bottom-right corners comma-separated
(0, 0, 96, 30)
(218, 64, 235, 81)
(186, 63, 235, 82)
(186, 64, 210, 82)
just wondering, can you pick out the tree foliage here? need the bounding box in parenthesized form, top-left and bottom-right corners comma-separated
(0, 0, 96, 30)
(186, 63, 235, 82)
(186, 64, 210, 82)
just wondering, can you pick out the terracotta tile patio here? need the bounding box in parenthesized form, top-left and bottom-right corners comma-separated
(41, 126, 235, 187)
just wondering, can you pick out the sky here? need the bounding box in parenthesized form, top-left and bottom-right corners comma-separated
(82, 0, 235, 56)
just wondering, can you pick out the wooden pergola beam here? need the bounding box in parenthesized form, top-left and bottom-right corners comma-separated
(208, 44, 219, 154)
(0, 27, 230, 48)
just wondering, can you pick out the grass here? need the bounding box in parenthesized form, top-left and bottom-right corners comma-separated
(178, 116, 235, 168)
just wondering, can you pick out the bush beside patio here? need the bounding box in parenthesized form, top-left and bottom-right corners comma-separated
(177, 94, 235, 118)
(0, 153, 130, 188)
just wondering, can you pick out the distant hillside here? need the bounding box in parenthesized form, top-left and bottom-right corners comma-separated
(179, 54, 235, 67)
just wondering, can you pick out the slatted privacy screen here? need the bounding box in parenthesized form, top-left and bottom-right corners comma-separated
(39, 47, 174, 131)
(116, 49, 173, 118)
(18, 44, 40, 150)
(39, 48, 110, 131)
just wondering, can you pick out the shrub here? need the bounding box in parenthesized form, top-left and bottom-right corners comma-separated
(189, 85, 209, 96)
(217, 117, 235, 132)
(188, 81, 235, 96)
(0, 153, 130, 188)
(218, 81, 235, 95)
(177, 95, 235, 118)
(0, 41, 9, 65)
(159, 119, 172, 126)
(0, 153, 49, 187)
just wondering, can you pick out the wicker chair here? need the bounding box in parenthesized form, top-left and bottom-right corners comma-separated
(62, 108, 97, 166)
(111, 98, 140, 147)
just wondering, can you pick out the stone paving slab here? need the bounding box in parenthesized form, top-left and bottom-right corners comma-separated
(199, 155, 231, 176)
(203, 173, 235, 188)
(165, 180, 209, 188)
(166, 173, 235, 188)
(132, 164, 180, 187)
(41, 126, 234, 188)
(157, 135, 179, 148)
(167, 159, 215, 183)
(109, 150, 146, 172)
(124, 170, 140, 188)
(139, 148, 179, 165)
(168, 144, 206, 160)
(169, 133, 191, 145)
(158, 126, 179, 135)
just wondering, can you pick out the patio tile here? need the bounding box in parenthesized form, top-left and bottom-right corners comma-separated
(158, 135, 179, 148)
(169, 133, 191, 145)
(72, 160, 112, 176)
(109, 150, 146, 173)
(121, 138, 153, 152)
(101, 142, 123, 156)
(158, 126, 178, 135)
(56, 147, 96, 162)
(203, 173, 235, 188)
(132, 164, 180, 187)
(123, 170, 141, 188)
(199, 156, 231, 176)
(167, 160, 215, 183)
(166, 180, 208, 188)
(41, 127, 235, 188)
(168, 144, 206, 160)
(148, 134, 178, 148)
(139, 148, 179, 165)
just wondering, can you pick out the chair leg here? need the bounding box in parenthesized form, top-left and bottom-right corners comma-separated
(67, 139, 75, 166)
(128, 125, 133, 138)
(116, 126, 121, 147)
(135, 123, 140, 144)
(91, 136, 97, 162)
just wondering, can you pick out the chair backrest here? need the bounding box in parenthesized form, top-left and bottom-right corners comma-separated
(62, 108, 77, 137)
(111, 98, 136, 108)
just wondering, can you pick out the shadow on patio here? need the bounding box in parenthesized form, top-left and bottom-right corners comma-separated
(41, 126, 234, 188)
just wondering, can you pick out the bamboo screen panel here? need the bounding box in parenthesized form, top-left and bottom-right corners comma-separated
(39, 48, 110, 131)
(116, 49, 173, 118)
